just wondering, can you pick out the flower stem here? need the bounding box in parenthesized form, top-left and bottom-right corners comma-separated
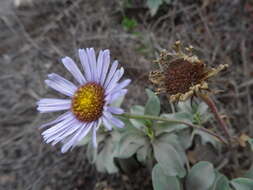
(198, 93, 231, 143)
(121, 113, 228, 145)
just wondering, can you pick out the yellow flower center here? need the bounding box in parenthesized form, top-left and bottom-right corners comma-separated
(71, 82, 105, 122)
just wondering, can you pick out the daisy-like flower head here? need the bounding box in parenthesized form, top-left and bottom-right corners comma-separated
(37, 48, 131, 153)
(149, 41, 228, 102)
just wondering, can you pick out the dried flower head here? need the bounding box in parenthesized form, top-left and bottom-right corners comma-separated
(37, 48, 131, 153)
(149, 41, 228, 102)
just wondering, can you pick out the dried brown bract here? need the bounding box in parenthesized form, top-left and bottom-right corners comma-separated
(149, 41, 228, 102)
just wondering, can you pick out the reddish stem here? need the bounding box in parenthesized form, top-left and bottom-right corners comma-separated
(198, 93, 231, 143)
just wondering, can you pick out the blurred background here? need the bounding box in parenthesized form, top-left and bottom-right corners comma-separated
(0, 0, 252, 189)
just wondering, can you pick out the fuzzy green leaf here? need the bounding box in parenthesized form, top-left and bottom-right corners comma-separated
(116, 132, 147, 158)
(177, 100, 211, 124)
(177, 129, 193, 149)
(86, 133, 106, 163)
(163, 0, 172, 3)
(86, 142, 97, 163)
(155, 122, 187, 136)
(131, 105, 145, 115)
(153, 141, 186, 177)
(244, 166, 253, 179)
(156, 133, 188, 163)
(209, 172, 230, 190)
(121, 16, 138, 31)
(193, 129, 219, 147)
(161, 112, 193, 123)
(155, 112, 191, 136)
(130, 105, 147, 129)
(147, 0, 163, 16)
(152, 164, 181, 190)
(145, 89, 160, 116)
(247, 138, 253, 151)
(230, 178, 253, 190)
(186, 161, 215, 190)
(197, 102, 209, 115)
(136, 144, 151, 164)
(177, 100, 193, 113)
(95, 136, 118, 174)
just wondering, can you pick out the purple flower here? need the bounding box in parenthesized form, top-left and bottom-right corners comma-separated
(37, 48, 131, 153)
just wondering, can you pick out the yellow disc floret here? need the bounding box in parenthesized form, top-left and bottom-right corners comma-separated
(71, 82, 105, 122)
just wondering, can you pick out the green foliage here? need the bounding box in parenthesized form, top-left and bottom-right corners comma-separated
(121, 16, 138, 31)
(186, 161, 216, 190)
(147, 0, 163, 16)
(177, 100, 218, 147)
(116, 131, 147, 158)
(153, 141, 186, 177)
(177, 100, 211, 124)
(136, 143, 152, 164)
(86, 133, 106, 163)
(79, 89, 252, 190)
(95, 131, 121, 173)
(152, 164, 181, 190)
(145, 89, 161, 116)
(82, 90, 217, 176)
(247, 138, 253, 151)
(155, 133, 188, 164)
(151, 160, 253, 190)
(122, 0, 133, 8)
(129, 105, 146, 130)
(244, 166, 253, 179)
(147, 0, 173, 16)
(209, 173, 230, 190)
(230, 178, 253, 190)
(193, 130, 219, 147)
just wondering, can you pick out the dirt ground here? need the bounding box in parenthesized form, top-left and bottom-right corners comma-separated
(0, 0, 252, 189)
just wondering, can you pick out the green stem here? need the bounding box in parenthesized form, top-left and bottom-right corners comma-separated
(121, 113, 228, 145)
(122, 113, 186, 124)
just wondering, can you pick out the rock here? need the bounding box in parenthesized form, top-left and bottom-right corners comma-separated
(0, 0, 13, 15)
(14, 0, 33, 7)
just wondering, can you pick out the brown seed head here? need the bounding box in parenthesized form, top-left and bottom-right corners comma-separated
(149, 41, 228, 102)
(164, 59, 205, 95)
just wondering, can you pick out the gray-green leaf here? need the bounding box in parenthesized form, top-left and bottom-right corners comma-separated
(130, 105, 146, 130)
(95, 137, 118, 174)
(163, 0, 172, 3)
(153, 141, 186, 177)
(247, 138, 253, 151)
(177, 100, 193, 113)
(155, 133, 188, 163)
(136, 143, 151, 164)
(152, 164, 181, 190)
(145, 89, 160, 116)
(186, 161, 215, 190)
(209, 173, 230, 190)
(86, 133, 107, 163)
(193, 129, 219, 148)
(147, 0, 163, 16)
(230, 178, 253, 190)
(117, 132, 147, 158)
(155, 112, 191, 136)
(161, 112, 193, 123)
(244, 166, 253, 180)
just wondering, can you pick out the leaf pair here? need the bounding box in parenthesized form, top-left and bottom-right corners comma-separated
(152, 160, 253, 190)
